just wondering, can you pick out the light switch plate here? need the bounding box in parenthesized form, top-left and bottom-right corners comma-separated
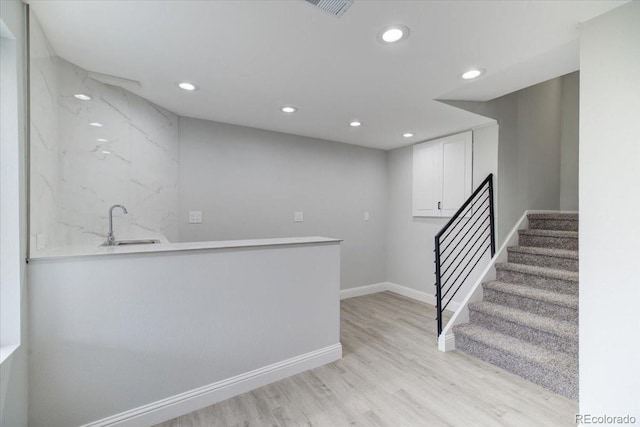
(364, 211, 370, 221)
(294, 211, 304, 222)
(189, 211, 202, 224)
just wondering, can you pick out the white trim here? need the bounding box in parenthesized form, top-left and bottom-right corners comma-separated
(441, 333, 457, 352)
(387, 282, 435, 304)
(340, 282, 389, 299)
(387, 282, 464, 310)
(526, 210, 579, 214)
(340, 282, 459, 312)
(438, 210, 532, 352)
(0, 344, 19, 365)
(471, 120, 499, 131)
(80, 344, 342, 427)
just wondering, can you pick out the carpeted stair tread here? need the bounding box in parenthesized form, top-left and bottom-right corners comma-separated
(519, 229, 578, 239)
(453, 323, 577, 374)
(495, 262, 579, 282)
(527, 213, 578, 221)
(519, 229, 578, 250)
(528, 213, 578, 232)
(468, 301, 577, 340)
(453, 211, 579, 399)
(483, 281, 578, 309)
(507, 246, 578, 259)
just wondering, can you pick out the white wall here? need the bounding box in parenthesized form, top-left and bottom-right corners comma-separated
(579, 1, 640, 418)
(178, 117, 388, 290)
(0, 1, 28, 426)
(28, 242, 341, 427)
(386, 125, 498, 299)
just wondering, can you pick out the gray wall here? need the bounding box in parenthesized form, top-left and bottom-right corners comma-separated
(443, 72, 579, 241)
(386, 145, 449, 294)
(560, 72, 579, 211)
(386, 71, 580, 299)
(579, 1, 640, 416)
(178, 117, 388, 290)
(386, 125, 499, 297)
(28, 241, 340, 427)
(0, 1, 28, 426)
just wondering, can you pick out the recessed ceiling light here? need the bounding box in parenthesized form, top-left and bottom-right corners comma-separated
(74, 94, 91, 101)
(97, 138, 108, 142)
(378, 25, 410, 44)
(461, 68, 485, 80)
(89, 122, 103, 127)
(403, 132, 415, 138)
(101, 150, 111, 155)
(350, 120, 362, 127)
(178, 82, 198, 91)
(281, 106, 297, 113)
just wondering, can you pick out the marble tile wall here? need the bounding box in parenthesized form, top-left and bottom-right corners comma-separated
(29, 15, 59, 253)
(30, 17, 179, 253)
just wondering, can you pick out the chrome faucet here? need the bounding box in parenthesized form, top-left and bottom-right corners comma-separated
(104, 204, 128, 246)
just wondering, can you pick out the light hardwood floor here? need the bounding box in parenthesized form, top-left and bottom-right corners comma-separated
(155, 292, 577, 427)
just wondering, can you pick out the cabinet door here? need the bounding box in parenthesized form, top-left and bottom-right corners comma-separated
(413, 140, 442, 217)
(440, 131, 472, 216)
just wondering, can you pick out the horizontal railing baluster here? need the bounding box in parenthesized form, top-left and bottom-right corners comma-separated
(439, 227, 490, 289)
(441, 233, 490, 300)
(440, 205, 490, 267)
(438, 188, 490, 243)
(434, 174, 495, 337)
(440, 222, 490, 278)
(442, 241, 492, 312)
(439, 195, 489, 254)
(438, 191, 490, 250)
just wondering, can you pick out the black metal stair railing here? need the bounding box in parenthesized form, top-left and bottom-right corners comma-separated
(435, 173, 496, 336)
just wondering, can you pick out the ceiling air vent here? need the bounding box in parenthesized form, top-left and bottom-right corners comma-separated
(304, 0, 353, 17)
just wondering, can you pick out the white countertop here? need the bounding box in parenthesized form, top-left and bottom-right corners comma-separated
(29, 236, 342, 261)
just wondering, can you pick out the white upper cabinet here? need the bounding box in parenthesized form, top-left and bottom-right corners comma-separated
(413, 131, 472, 217)
(412, 140, 441, 217)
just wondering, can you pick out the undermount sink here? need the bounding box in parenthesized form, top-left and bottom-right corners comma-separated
(113, 239, 161, 246)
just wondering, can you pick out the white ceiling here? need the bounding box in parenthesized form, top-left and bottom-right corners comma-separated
(29, 0, 625, 150)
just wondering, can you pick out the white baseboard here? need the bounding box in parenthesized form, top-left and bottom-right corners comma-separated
(438, 331, 457, 352)
(340, 282, 389, 299)
(386, 282, 434, 305)
(80, 344, 342, 427)
(340, 282, 459, 312)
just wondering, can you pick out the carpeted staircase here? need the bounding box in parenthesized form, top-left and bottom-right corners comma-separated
(453, 212, 578, 400)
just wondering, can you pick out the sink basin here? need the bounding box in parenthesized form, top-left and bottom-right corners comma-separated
(113, 239, 161, 246)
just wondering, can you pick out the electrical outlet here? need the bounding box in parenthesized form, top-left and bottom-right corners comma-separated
(294, 211, 304, 222)
(189, 211, 202, 224)
(364, 211, 370, 221)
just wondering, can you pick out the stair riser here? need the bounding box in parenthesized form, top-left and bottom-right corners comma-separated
(455, 335, 578, 401)
(496, 269, 578, 294)
(507, 251, 578, 272)
(483, 288, 578, 322)
(469, 311, 578, 355)
(518, 233, 578, 250)
(528, 218, 578, 232)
